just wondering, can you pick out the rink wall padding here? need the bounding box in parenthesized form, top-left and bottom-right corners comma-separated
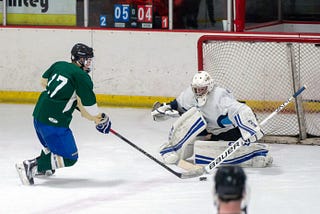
(1, 90, 318, 112)
(0, 90, 174, 108)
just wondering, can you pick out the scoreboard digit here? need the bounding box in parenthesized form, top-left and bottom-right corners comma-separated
(114, 4, 130, 27)
(162, 16, 168, 29)
(137, 5, 153, 28)
(100, 15, 107, 27)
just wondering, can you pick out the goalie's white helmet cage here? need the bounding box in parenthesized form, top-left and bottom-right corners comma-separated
(191, 71, 214, 107)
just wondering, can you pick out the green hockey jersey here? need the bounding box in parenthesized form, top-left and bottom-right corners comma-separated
(33, 61, 97, 127)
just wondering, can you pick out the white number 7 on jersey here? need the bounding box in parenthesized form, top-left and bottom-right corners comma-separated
(47, 74, 68, 98)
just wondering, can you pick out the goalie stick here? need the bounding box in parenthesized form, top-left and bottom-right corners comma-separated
(109, 128, 204, 179)
(203, 85, 306, 174)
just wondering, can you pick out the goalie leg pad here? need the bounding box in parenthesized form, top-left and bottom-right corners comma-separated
(160, 107, 207, 164)
(194, 140, 273, 168)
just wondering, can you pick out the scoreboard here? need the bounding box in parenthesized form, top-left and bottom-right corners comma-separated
(113, 4, 168, 29)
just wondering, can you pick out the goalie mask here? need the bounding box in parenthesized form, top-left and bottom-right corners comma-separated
(191, 71, 214, 107)
(71, 43, 94, 73)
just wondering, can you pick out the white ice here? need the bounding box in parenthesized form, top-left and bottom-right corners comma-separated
(1, 104, 320, 214)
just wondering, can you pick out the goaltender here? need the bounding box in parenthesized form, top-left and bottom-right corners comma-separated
(151, 71, 272, 169)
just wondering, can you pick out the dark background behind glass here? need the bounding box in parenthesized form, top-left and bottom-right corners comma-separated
(2, 0, 318, 28)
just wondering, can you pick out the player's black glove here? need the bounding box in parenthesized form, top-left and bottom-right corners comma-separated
(96, 113, 111, 134)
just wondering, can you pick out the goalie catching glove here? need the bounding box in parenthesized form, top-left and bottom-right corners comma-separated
(96, 113, 111, 134)
(151, 102, 180, 121)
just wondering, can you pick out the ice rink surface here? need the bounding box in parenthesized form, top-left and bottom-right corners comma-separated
(1, 104, 320, 214)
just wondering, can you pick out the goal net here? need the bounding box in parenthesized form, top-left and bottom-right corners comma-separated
(197, 34, 320, 144)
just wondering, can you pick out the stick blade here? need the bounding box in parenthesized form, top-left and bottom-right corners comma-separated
(179, 167, 205, 179)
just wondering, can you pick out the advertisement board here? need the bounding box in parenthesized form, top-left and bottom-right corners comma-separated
(0, 0, 76, 26)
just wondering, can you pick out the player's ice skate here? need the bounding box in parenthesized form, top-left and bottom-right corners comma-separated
(15, 159, 37, 185)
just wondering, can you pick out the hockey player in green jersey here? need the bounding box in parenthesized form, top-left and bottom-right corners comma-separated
(16, 43, 112, 185)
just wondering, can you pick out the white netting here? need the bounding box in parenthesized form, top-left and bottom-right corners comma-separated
(199, 38, 320, 137)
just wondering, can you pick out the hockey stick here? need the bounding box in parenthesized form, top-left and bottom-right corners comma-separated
(204, 85, 306, 174)
(75, 103, 202, 179)
(109, 128, 204, 179)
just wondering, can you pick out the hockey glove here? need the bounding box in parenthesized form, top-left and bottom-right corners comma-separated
(151, 102, 180, 121)
(96, 113, 111, 134)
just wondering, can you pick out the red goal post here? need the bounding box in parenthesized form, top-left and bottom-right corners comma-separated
(197, 33, 320, 144)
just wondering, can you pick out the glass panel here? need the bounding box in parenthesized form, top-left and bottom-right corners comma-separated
(76, 0, 115, 27)
(77, 0, 169, 29)
(3, 0, 319, 28)
(282, 0, 320, 21)
(76, 0, 224, 30)
(174, 0, 218, 29)
(245, 0, 279, 23)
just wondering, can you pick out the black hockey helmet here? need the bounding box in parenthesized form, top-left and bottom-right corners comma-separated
(214, 165, 246, 202)
(71, 43, 94, 62)
(71, 43, 94, 72)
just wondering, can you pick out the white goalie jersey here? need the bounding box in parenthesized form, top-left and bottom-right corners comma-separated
(176, 85, 254, 137)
